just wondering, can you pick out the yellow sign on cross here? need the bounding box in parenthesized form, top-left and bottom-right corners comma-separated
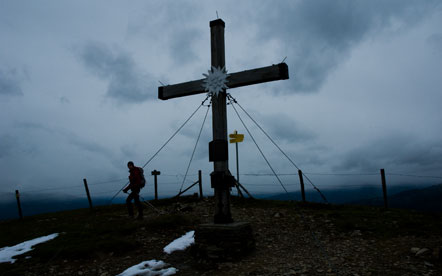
(229, 130, 244, 143)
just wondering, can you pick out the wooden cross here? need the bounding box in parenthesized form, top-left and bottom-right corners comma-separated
(158, 19, 289, 223)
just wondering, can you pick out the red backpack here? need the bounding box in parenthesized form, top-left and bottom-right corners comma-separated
(139, 167, 146, 188)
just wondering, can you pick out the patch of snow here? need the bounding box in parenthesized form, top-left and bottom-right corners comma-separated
(163, 230, 195, 254)
(0, 233, 59, 264)
(117, 259, 177, 276)
(119, 231, 195, 275)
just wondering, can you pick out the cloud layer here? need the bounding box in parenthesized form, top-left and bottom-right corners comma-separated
(0, 0, 441, 199)
(255, 0, 440, 93)
(0, 67, 25, 97)
(76, 41, 156, 104)
(335, 135, 442, 173)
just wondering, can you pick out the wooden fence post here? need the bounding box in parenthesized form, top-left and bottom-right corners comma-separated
(15, 190, 23, 219)
(380, 168, 388, 209)
(83, 179, 93, 210)
(298, 170, 306, 203)
(151, 170, 161, 200)
(198, 170, 203, 199)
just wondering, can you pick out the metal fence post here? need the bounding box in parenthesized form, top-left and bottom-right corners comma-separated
(380, 169, 388, 209)
(15, 190, 23, 219)
(298, 170, 306, 203)
(151, 170, 161, 200)
(83, 179, 93, 210)
(198, 170, 203, 199)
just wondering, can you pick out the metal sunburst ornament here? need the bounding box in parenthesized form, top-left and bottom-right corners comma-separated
(202, 66, 229, 97)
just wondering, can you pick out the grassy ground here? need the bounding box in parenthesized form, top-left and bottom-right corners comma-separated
(2, 205, 138, 259)
(0, 198, 200, 275)
(231, 198, 442, 238)
(1, 196, 441, 275)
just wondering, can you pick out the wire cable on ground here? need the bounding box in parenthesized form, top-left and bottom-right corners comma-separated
(108, 95, 211, 204)
(228, 94, 328, 203)
(179, 102, 211, 193)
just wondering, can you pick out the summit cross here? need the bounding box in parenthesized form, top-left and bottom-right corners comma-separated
(158, 18, 289, 223)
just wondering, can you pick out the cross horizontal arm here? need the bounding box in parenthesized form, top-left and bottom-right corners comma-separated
(158, 62, 289, 100)
(227, 63, 289, 89)
(159, 79, 206, 100)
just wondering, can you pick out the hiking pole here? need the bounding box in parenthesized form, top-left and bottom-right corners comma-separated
(140, 195, 163, 214)
(143, 201, 162, 214)
(140, 196, 159, 212)
(109, 181, 129, 204)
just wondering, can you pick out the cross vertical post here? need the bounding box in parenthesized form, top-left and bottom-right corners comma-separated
(158, 18, 288, 225)
(209, 19, 233, 223)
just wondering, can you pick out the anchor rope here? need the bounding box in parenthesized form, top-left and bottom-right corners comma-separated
(227, 95, 289, 194)
(140, 94, 211, 170)
(227, 94, 328, 203)
(109, 95, 211, 204)
(227, 93, 338, 275)
(179, 101, 211, 193)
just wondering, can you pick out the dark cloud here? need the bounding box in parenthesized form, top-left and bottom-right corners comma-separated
(261, 113, 315, 143)
(67, 136, 112, 157)
(179, 120, 211, 141)
(169, 28, 202, 64)
(0, 133, 37, 160)
(59, 96, 70, 104)
(15, 121, 113, 158)
(15, 121, 52, 132)
(75, 41, 156, 104)
(334, 135, 442, 173)
(195, 144, 209, 162)
(120, 145, 139, 160)
(0, 68, 24, 97)
(427, 33, 442, 52)
(256, 0, 440, 93)
(176, 120, 211, 162)
(127, 2, 203, 66)
(0, 135, 18, 158)
(335, 149, 379, 172)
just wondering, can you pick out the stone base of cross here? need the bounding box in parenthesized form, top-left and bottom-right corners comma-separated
(193, 222, 255, 261)
(158, 19, 289, 224)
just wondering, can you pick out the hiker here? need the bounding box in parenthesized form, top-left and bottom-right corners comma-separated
(123, 161, 144, 219)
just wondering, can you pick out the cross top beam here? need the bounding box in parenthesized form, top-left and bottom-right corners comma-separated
(158, 18, 289, 223)
(210, 19, 225, 27)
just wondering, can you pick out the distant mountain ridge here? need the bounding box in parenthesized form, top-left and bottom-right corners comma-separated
(0, 196, 128, 221)
(266, 184, 442, 212)
(353, 184, 442, 212)
(1, 184, 441, 220)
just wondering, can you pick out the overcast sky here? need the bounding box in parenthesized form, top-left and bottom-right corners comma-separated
(1, 0, 442, 201)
